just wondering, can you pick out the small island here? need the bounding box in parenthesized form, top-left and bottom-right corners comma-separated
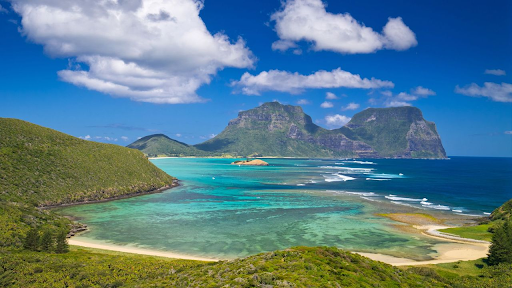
(231, 159, 269, 166)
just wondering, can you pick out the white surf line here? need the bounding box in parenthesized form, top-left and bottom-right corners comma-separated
(418, 225, 491, 244)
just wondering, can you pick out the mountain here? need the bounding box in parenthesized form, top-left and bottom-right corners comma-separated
(338, 106, 446, 158)
(0, 118, 175, 247)
(127, 134, 207, 157)
(193, 102, 446, 158)
(195, 102, 340, 157)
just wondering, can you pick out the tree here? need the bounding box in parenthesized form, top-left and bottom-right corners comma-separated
(40, 229, 54, 252)
(488, 218, 512, 265)
(23, 228, 40, 251)
(55, 230, 69, 254)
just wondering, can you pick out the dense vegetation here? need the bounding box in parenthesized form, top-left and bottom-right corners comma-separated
(0, 118, 175, 247)
(487, 218, 512, 265)
(2, 246, 511, 287)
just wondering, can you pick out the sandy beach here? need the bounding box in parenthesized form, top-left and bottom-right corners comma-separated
(68, 239, 219, 262)
(357, 242, 490, 266)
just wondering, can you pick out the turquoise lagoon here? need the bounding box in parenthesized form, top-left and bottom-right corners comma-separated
(57, 157, 512, 260)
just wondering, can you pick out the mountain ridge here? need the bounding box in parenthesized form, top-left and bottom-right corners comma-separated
(130, 102, 446, 159)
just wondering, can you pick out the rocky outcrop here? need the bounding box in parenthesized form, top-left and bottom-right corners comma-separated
(232, 159, 269, 166)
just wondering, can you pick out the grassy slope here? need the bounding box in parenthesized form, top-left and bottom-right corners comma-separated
(438, 224, 492, 242)
(127, 134, 209, 157)
(0, 118, 175, 247)
(438, 199, 511, 242)
(2, 246, 511, 288)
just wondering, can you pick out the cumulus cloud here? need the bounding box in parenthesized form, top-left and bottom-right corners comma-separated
(297, 99, 310, 105)
(79, 135, 91, 140)
(325, 114, 351, 128)
(485, 69, 506, 76)
(175, 133, 182, 138)
(342, 102, 360, 110)
(412, 86, 436, 96)
(383, 86, 435, 107)
(11, 0, 255, 104)
(325, 92, 338, 99)
(233, 68, 393, 95)
(320, 101, 334, 108)
(271, 0, 417, 54)
(455, 82, 512, 103)
(121, 136, 129, 142)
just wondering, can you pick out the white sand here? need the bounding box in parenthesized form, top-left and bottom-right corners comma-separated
(356, 225, 490, 266)
(68, 239, 219, 262)
(357, 242, 489, 266)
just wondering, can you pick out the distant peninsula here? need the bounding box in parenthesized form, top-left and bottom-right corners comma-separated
(128, 102, 447, 159)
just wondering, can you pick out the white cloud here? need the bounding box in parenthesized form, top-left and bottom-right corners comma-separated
(325, 92, 338, 99)
(121, 136, 129, 142)
(342, 102, 360, 110)
(412, 86, 436, 96)
(385, 100, 411, 107)
(297, 99, 310, 105)
(11, 0, 254, 104)
(271, 0, 417, 54)
(199, 133, 217, 140)
(383, 86, 435, 107)
(320, 101, 334, 108)
(137, 137, 142, 140)
(79, 135, 91, 140)
(455, 82, 512, 102)
(175, 133, 182, 138)
(485, 69, 506, 76)
(325, 114, 351, 127)
(272, 40, 298, 52)
(0, 4, 8, 13)
(505, 131, 512, 135)
(233, 68, 393, 95)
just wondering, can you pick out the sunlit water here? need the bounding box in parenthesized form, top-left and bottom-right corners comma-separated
(57, 157, 512, 260)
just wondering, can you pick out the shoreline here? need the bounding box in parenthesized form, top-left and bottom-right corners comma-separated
(68, 239, 218, 262)
(63, 190, 491, 267)
(68, 223, 490, 267)
(41, 180, 179, 210)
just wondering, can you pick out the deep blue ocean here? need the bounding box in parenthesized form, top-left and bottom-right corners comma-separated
(57, 157, 512, 259)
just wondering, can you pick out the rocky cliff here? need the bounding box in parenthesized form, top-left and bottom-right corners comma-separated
(193, 102, 446, 158)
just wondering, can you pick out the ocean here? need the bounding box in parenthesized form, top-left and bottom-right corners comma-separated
(57, 157, 512, 260)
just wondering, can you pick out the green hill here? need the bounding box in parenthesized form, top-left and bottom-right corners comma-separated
(0, 118, 175, 247)
(127, 134, 208, 157)
(491, 199, 512, 221)
(2, 246, 511, 287)
(193, 102, 446, 158)
(338, 107, 446, 158)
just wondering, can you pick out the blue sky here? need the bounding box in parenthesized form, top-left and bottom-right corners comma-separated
(0, 0, 511, 156)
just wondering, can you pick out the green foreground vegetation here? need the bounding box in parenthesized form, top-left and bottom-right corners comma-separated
(0, 118, 175, 247)
(1, 246, 511, 288)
